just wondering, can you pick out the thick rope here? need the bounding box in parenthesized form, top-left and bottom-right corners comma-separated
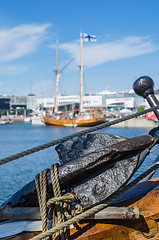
(50, 164, 67, 240)
(35, 169, 49, 238)
(47, 193, 78, 208)
(35, 164, 83, 240)
(0, 106, 159, 166)
(30, 160, 159, 240)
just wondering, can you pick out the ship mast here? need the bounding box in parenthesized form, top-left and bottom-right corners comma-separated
(54, 40, 58, 115)
(79, 33, 83, 113)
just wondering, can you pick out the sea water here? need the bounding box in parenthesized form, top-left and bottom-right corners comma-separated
(0, 122, 159, 205)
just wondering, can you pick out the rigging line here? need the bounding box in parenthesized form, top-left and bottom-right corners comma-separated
(0, 105, 159, 166)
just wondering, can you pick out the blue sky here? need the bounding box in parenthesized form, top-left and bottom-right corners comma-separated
(0, 0, 159, 97)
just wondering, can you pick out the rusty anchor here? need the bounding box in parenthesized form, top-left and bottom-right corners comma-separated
(1, 133, 153, 210)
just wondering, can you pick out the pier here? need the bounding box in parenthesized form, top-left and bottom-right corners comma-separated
(109, 118, 158, 128)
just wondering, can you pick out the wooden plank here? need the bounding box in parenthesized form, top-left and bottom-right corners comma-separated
(0, 207, 41, 221)
(0, 206, 139, 221)
(69, 181, 159, 240)
(0, 231, 40, 240)
(87, 206, 139, 220)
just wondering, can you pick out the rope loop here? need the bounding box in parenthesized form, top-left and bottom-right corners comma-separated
(47, 192, 79, 208)
(70, 204, 83, 218)
(35, 163, 83, 240)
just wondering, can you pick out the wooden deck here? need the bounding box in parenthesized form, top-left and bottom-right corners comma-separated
(1, 178, 159, 240)
(69, 178, 159, 240)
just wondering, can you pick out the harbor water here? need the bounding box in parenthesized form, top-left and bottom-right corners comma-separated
(0, 122, 159, 205)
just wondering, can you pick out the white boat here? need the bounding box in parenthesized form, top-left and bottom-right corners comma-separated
(0, 119, 13, 124)
(24, 117, 31, 122)
(0, 121, 6, 124)
(31, 116, 45, 126)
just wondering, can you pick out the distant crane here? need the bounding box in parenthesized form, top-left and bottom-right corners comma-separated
(56, 57, 76, 90)
(58, 57, 75, 75)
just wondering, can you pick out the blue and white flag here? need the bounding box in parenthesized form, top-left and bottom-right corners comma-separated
(83, 33, 97, 42)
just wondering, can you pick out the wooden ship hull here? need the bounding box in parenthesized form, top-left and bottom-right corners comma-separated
(43, 115, 106, 127)
(1, 177, 159, 240)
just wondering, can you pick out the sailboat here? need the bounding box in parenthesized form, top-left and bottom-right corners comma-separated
(43, 34, 106, 127)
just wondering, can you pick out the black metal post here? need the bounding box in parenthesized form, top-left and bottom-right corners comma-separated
(133, 76, 159, 120)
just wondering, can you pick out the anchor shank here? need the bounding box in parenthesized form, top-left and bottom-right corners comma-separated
(58, 135, 153, 186)
(133, 76, 159, 120)
(146, 94, 159, 120)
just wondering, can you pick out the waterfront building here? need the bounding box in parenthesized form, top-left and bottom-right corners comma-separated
(99, 89, 143, 111)
(10, 95, 27, 116)
(37, 91, 138, 113)
(37, 94, 103, 112)
(0, 97, 10, 116)
(0, 95, 28, 116)
(37, 95, 78, 110)
(27, 94, 37, 111)
(0, 88, 158, 116)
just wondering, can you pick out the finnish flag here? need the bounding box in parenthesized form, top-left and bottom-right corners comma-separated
(83, 33, 97, 42)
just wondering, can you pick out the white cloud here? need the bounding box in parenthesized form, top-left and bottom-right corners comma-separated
(60, 36, 158, 68)
(0, 23, 51, 62)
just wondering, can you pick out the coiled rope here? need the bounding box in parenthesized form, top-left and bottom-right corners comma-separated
(50, 164, 68, 240)
(30, 160, 159, 240)
(0, 106, 159, 166)
(35, 169, 50, 240)
(35, 163, 83, 240)
(35, 169, 49, 237)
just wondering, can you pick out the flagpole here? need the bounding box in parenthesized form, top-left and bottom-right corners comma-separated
(80, 32, 83, 113)
(54, 40, 58, 115)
